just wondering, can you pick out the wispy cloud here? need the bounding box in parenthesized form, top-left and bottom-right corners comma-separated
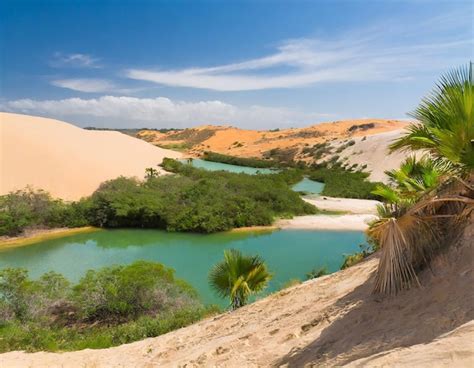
(51, 78, 116, 93)
(126, 21, 472, 91)
(1, 96, 332, 129)
(50, 52, 101, 68)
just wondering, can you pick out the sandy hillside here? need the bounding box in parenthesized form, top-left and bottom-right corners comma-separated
(0, 112, 181, 200)
(2, 223, 472, 367)
(137, 119, 411, 182)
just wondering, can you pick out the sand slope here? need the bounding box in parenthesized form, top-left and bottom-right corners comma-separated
(0, 112, 181, 200)
(2, 224, 472, 367)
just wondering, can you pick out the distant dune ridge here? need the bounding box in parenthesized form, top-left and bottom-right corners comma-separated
(137, 118, 411, 182)
(0, 112, 181, 200)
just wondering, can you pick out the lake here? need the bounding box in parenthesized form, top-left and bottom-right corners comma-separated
(182, 158, 324, 194)
(0, 229, 365, 306)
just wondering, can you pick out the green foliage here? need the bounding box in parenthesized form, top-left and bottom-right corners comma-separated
(308, 166, 381, 199)
(305, 266, 328, 280)
(0, 262, 213, 352)
(0, 189, 88, 236)
(202, 151, 279, 168)
(72, 261, 197, 322)
(371, 155, 447, 218)
(209, 249, 272, 309)
(340, 243, 376, 270)
(390, 63, 474, 171)
(87, 160, 316, 233)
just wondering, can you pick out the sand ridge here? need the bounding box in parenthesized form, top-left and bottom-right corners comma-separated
(0, 112, 181, 200)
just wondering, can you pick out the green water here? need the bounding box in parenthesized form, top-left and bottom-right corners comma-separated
(0, 229, 364, 306)
(181, 159, 324, 194)
(181, 158, 278, 174)
(292, 177, 325, 195)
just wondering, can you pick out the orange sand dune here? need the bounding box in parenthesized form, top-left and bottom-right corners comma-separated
(0, 112, 181, 200)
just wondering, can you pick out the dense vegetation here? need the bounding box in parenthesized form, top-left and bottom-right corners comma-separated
(307, 166, 381, 199)
(86, 159, 314, 233)
(0, 160, 317, 236)
(0, 261, 216, 352)
(202, 151, 279, 168)
(0, 189, 88, 236)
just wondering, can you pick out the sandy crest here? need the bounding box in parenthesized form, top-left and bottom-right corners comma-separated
(1, 223, 472, 367)
(0, 112, 181, 200)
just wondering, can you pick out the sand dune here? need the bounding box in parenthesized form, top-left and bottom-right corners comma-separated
(137, 119, 410, 182)
(0, 112, 181, 200)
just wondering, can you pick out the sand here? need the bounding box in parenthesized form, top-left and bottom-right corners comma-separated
(0, 112, 181, 200)
(303, 196, 381, 214)
(276, 214, 377, 231)
(2, 223, 471, 367)
(137, 119, 410, 182)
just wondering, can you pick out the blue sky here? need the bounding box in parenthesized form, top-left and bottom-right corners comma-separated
(1, 0, 472, 129)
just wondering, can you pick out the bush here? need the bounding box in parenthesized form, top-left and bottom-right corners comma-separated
(308, 166, 381, 199)
(202, 151, 279, 168)
(0, 189, 88, 236)
(87, 160, 316, 233)
(0, 262, 214, 352)
(72, 261, 197, 322)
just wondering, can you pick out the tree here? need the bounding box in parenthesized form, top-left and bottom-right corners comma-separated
(390, 62, 474, 172)
(368, 64, 474, 295)
(209, 249, 272, 310)
(145, 167, 159, 180)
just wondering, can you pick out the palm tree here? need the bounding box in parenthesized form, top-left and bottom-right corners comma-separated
(209, 249, 272, 310)
(369, 64, 474, 295)
(390, 62, 473, 172)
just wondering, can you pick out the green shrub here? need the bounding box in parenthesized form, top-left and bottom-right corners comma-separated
(202, 151, 278, 168)
(88, 160, 316, 233)
(306, 266, 329, 280)
(308, 166, 381, 199)
(0, 189, 88, 236)
(0, 262, 213, 352)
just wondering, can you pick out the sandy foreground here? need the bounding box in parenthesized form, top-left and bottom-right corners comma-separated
(0, 112, 181, 200)
(2, 224, 472, 367)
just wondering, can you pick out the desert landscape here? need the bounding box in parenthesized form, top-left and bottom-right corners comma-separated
(1, 1, 473, 367)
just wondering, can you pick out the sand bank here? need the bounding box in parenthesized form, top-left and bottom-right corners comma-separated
(303, 196, 381, 214)
(0, 227, 100, 249)
(276, 214, 377, 231)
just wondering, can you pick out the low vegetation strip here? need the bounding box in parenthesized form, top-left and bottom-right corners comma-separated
(0, 159, 316, 237)
(202, 151, 280, 168)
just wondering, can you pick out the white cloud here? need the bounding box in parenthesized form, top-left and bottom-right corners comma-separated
(1, 96, 332, 129)
(50, 53, 101, 68)
(51, 79, 116, 93)
(126, 24, 472, 91)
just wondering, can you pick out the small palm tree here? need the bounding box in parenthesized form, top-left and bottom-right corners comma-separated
(209, 249, 272, 310)
(390, 62, 473, 172)
(369, 63, 474, 295)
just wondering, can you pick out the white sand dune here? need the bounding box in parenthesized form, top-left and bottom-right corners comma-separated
(0, 112, 181, 200)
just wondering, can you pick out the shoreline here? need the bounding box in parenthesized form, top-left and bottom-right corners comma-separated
(275, 214, 377, 231)
(0, 227, 100, 250)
